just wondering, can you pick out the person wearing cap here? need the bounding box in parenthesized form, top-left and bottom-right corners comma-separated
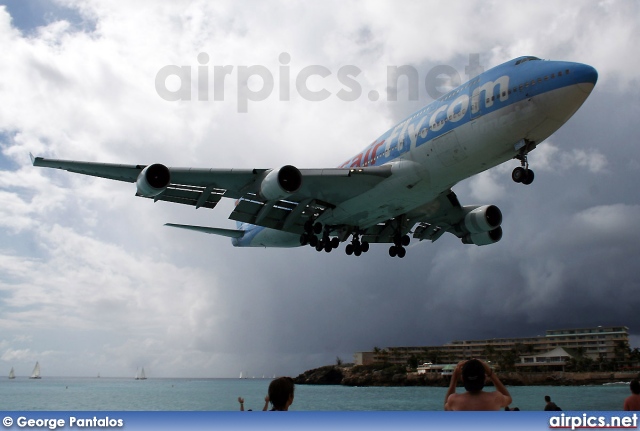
(444, 358, 512, 411)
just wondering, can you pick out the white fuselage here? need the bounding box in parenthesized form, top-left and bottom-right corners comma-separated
(236, 57, 597, 247)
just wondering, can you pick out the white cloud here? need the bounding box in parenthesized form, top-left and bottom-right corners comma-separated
(531, 142, 608, 174)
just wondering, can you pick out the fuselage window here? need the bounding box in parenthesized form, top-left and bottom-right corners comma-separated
(551, 73, 555, 79)
(558, 71, 563, 76)
(544, 76, 549, 81)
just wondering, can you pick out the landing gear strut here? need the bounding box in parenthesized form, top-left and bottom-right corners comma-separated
(512, 140, 535, 185)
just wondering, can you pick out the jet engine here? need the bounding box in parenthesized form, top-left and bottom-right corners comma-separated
(452, 205, 503, 246)
(462, 227, 503, 245)
(259, 165, 302, 201)
(462, 205, 502, 234)
(136, 163, 170, 197)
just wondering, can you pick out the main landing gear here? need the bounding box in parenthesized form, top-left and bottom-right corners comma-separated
(512, 141, 535, 185)
(300, 222, 411, 258)
(345, 232, 369, 257)
(388, 234, 410, 258)
(300, 221, 341, 253)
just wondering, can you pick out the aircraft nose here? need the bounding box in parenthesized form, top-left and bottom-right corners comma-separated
(574, 63, 598, 94)
(577, 63, 598, 85)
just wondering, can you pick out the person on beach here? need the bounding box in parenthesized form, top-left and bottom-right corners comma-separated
(238, 395, 270, 411)
(444, 358, 512, 411)
(624, 379, 640, 411)
(268, 377, 295, 411)
(544, 395, 562, 411)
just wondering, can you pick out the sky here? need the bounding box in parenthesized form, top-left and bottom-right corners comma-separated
(0, 0, 639, 379)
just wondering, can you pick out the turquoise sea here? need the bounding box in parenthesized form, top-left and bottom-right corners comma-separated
(0, 377, 632, 411)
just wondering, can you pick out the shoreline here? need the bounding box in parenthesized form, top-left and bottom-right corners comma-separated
(294, 365, 640, 387)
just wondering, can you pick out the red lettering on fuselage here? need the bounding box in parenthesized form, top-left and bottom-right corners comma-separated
(369, 140, 385, 165)
(340, 139, 386, 169)
(349, 153, 363, 167)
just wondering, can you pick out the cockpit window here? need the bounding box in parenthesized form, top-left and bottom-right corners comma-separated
(515, 56, 541, 65)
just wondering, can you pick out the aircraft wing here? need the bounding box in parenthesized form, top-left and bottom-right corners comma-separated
(408, 190, 503, 246)
(31, 155, 392, 234)
(359, 190, 503, 246)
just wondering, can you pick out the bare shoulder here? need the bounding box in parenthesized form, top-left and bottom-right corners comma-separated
(447, 391, 505, 411)
(488, 390, 510, 407)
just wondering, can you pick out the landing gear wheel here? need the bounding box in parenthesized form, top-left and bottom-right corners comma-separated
(389, 246, 397, 257)
(331, 237, 340, 248)
(324, 243, 332, 253)
(401, 235, 410, 247)
(309, 236, 318, 247)
(300, 234, 308, 246)
(345, 244, 354, 255)
(315, 241, 324, 252)
(361, 241, 370, 253)
(313, 222, 323, 234)
(397, 246, 406, 258)
(521, 169, 535, 185)
(512, 167, 526, 183)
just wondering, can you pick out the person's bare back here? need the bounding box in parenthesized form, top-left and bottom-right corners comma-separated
(443, 359, 512, 411)
(446, 390, 509, 411)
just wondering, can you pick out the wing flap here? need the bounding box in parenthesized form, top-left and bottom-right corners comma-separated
(136, 184, 225, 209)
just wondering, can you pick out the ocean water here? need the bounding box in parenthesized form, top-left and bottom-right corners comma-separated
(0, 377, 632, 411)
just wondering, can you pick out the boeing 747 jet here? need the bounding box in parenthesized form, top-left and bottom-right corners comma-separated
(32, 56, 597, 258)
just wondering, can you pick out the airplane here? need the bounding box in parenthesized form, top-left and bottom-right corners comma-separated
(32, 56, 598, 258)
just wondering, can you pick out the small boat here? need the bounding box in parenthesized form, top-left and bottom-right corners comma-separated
(9, 367, 15, 379)
(135, 367, 147, 380)
(30, 362, 41, 379)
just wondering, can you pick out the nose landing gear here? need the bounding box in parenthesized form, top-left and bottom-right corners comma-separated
(512, 140, 535, 185)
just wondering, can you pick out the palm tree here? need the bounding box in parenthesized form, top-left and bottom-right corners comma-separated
(373, 346, 381, 364)
(614, 341, 631, 370)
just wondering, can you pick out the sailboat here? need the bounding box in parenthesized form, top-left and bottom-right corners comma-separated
(135, 367, 147, 380)
(8, 367, 15, 379)
(30, 362, 41, 379)
(239, 371, 243, 379)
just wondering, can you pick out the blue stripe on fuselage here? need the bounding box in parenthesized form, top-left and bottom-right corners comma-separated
(340, 57, 598, 169)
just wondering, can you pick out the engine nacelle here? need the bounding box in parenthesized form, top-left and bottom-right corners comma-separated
(462, 205, 502, 234)
(462, 227, 503, 246)
(259, 165, 302, 201)
(136, 163, 170, 197)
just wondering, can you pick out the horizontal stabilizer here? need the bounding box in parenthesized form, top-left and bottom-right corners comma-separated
(165, 223, 245, 238)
